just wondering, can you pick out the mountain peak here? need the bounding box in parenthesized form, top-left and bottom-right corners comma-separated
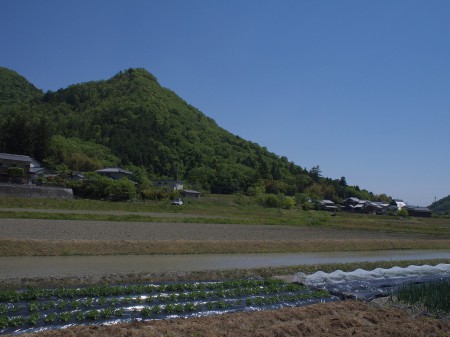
(111, 68, 158, 83)
(0, 67, 42, 104)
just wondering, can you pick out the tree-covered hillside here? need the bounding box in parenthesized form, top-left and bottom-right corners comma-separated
(429, 195, 450, 215)
(0, 67, 387, 202)
(0, 67, 42, 104)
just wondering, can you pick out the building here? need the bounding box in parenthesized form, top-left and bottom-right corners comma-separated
(319, 199, 338, 212)
(153, 180, 184, 191)
(0, 153, 32, 183)
(406, 205, 432, 218)
(389, 199, 407, 211)
(182, 189, 201, 198)
(96, 167, 133, 180)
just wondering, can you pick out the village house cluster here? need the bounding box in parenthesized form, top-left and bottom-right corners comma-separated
(0, 152, 201, 199)
(319, 197, 432, 217)
(0, 152, 432, 216)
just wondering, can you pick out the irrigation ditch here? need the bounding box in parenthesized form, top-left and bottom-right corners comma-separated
(1, 264, 449, 335)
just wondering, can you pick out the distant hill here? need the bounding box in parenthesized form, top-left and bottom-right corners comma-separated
(429, 195, 450, 215)
(0, 67, 42, 104)
(0, 67, 386, 201)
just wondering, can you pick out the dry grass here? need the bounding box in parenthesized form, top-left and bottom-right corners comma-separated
(1, 238, 449, 256)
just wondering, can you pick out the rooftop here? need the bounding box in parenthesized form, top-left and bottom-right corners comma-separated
(0, 153, 32, 162)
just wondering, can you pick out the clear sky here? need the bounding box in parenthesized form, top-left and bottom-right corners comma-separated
(1, 0, 449, 206)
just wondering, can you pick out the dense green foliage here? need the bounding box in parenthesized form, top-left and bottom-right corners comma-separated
(0, 67, 387, 202)
(0, 67, 42, 105)
(429, 195, 450, 215)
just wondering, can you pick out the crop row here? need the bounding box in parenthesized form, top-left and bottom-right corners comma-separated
(0, 308, 126, 329)
(395, 279, 450, 315)
(0, 284, 309, 316)
(0, 290, 331, 330)
(0, 279, 298, 303)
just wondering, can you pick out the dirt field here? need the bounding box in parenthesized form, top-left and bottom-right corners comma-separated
(1, 218, 437, 241)
(2, 217, 448, 255)
(19, 300, 449, 337)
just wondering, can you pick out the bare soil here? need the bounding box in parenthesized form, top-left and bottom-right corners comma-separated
(20, 300, 450, 337)
(1, 218, 434, 241)
(2, 218, 448, 255)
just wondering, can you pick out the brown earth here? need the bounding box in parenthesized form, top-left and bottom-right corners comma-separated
(1, 218, 436, 241)
(1, 217, 448, 255)
(20, 300, 450, 337)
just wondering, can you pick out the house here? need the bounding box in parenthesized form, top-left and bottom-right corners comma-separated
(182, 189, 201, 198)
(341, 198, 389, 214)
(371, 201, 390, 214)
(406, 205, 432, 218)
(341, 197, 360, 212)
(96, 167, 133, 180)
(29, 159, 53, 183)
(389, 199, 407, 210)
(153, 180, 184, 191)
(319, 199, 338, 212)
(0, 153, 32, 183)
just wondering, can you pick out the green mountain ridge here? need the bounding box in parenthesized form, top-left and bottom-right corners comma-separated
(0, 67, 386, 202)
(429, 195, 450, 214)
(0, 67, 42, 104)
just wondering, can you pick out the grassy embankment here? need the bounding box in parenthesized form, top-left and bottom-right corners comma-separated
(0, 195, 449, 256)
(1, 259, 449, 290)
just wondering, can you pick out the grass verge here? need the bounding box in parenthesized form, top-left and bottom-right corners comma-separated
(1, 196, 449, 238)
(0, 259, 448, 290)
(1, 239, 449, 256)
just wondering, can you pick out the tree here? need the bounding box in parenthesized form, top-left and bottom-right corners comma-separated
(309, 165, 322, 181)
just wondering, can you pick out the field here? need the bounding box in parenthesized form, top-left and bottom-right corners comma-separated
(0, 195, 449, 256)
(0, 195, 449, 336)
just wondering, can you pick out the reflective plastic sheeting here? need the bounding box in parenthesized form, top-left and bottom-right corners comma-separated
(294, 264, 450, 301)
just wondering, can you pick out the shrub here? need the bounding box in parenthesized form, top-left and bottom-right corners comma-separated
(397, 208, 409, 217)
(105, 178, 137, 201)
(7, 167, 24, 178)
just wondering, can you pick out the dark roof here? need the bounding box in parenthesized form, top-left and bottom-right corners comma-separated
(406, 206, 431, 212)
(0, 153, 32, 162)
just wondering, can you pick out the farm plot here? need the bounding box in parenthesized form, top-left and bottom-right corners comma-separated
(0, 279, 336, 335)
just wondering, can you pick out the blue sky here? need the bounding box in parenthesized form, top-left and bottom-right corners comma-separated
(1, 0, 449, 206)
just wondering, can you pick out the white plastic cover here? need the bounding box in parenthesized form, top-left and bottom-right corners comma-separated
(294, 264, 450, 300)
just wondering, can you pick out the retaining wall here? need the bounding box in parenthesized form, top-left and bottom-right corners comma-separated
(0, 183, 73, 199)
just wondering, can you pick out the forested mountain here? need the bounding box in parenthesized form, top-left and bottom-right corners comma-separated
(0, 67, 387, 202)
(0, 67, 42, 104)
(429, 195, 450, 215)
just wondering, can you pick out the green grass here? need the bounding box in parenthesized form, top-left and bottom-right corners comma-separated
(395, 280, 450, 315)
(0, 195, 449, 236)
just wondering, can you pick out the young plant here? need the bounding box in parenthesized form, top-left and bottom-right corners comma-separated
(28, 313, 41, 325)
(59, 312, 72, 323)
(86, 309, 100, 320)
(76, 311, 85, 321)
(44, 313, 57, 324)
(0, 316, 9, 329)
(141, 307, 152, 317)
(102, 308, 114, 318)
(114, 308, 124, 317)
